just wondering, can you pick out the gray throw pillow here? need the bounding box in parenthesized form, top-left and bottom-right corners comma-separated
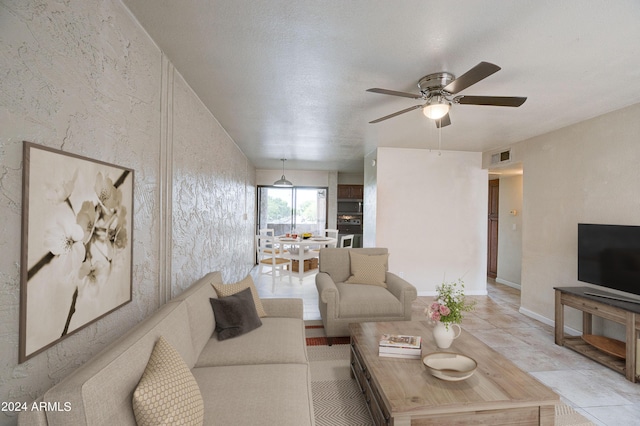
(209, 287, 262, 340)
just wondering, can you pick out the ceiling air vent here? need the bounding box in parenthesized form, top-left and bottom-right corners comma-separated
(491, 149, 511, 165)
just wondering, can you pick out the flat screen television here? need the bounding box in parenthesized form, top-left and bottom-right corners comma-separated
(578, 223, 640, 303)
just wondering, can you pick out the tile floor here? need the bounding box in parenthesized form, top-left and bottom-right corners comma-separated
(253, 269, 640, 426)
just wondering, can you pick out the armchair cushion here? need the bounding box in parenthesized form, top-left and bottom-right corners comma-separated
(345, 251, 389, 287)
(336, 282, 403, 318)
(319, 247, 389, 282)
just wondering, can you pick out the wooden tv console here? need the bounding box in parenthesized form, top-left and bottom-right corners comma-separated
(554, 286, 640, 383)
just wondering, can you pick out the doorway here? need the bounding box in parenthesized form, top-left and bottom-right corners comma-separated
(487, 179, 499, 279)
(486, 167, 523, 288)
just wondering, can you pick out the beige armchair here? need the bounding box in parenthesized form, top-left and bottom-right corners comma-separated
(315, 248, 417, 344)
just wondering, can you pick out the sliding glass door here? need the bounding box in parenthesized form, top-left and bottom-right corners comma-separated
(257, 186, 328, 236)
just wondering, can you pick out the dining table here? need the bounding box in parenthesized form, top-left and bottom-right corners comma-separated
(274, 236, 337, 283)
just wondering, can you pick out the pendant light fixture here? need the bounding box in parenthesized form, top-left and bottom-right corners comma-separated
(273, 158, 293, 187)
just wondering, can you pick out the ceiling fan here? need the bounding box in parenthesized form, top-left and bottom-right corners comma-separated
(367, 62, 526, 128)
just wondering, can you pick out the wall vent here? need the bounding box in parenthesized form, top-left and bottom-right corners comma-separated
(491, 149, 511, 165)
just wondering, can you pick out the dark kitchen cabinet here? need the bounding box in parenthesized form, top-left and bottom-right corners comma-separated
(336, 184, 364, 247)
(337, 184, 363, 200)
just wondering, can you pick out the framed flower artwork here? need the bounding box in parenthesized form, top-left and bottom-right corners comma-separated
(19, 142, 134, 363)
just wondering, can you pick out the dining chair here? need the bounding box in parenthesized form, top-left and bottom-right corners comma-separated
(256, 235, 292, 292)
(259, 228, 285, 254)
(312, 229, 339, 253)
(259, 228, 275, 236)
(324, 229, 339, 248)
(340, 234, 354, 248)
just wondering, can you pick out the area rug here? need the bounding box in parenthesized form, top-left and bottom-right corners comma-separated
(305, 324, 350, 346)
(306, 325, 595, 426)
(308, 344, 373, 425)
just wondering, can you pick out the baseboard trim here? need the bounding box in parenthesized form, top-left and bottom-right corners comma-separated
(495, 278, 521, 290)
(518, 307, 581, 336)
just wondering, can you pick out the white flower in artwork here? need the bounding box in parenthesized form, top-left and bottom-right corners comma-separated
(77, 200, 99, 244)
(94, 172, 121, 211)
(78, 256, 111, 299)
(43, 209, 86, 275)
(45, 169, 78, 205)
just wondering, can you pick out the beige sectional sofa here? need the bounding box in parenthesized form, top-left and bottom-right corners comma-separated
(19, 271, 315, 426)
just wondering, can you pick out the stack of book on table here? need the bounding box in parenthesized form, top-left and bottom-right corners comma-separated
(378, 334, 422, 359)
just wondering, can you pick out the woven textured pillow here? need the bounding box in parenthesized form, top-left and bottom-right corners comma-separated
(345, 251, 389, 287)
(133, 337, 204, 426)
(212, 275, 267, 317)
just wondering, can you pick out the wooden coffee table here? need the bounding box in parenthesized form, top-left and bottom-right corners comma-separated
(350, 321, 559, 426)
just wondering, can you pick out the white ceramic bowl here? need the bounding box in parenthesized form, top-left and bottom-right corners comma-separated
(422, 352, 477, 381)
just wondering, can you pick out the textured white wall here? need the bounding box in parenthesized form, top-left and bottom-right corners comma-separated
(0, 1, 254, 423)
(373, 147, 488, 295)
(171, 73, 255, 293)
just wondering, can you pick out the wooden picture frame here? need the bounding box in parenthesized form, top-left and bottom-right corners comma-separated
(19, 142, 134, 363)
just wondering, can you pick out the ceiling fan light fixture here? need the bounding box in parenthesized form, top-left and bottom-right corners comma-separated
(422, 96, 451, 120)
(273, 158, 293, 187)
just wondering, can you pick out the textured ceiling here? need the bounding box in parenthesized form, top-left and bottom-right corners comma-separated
(122, 0, 640, 172)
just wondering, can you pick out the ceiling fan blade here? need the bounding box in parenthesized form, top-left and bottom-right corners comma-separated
(442, 62, 501, 94)
(369, 104, 423, 123)
(435, 113, 451, 128)
(366, 88, 422, 99)
(456, 95, 527, 107)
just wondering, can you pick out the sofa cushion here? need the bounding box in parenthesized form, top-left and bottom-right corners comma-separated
(192, 363, 314, 426)
(260, 298, 304, 319)
(171, 271, 220, 361)
(195, 317, 308, 367)
(212, 274, 267, 317)
(132, 336, 204, 426)
(346, 251, 389, 287)
(336, 282, 404, 318)
(209, 287, 262, 340)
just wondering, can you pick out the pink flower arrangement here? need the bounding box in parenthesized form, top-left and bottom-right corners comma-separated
(426, 302, 450, 322)
(424, 279, 475, 325)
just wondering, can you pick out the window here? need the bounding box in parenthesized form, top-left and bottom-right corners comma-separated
(257, 186, 328, 236)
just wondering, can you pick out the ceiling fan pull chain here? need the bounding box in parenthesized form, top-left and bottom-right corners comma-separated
(438, 120, 442, 156)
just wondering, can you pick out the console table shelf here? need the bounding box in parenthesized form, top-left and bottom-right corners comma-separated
(562, 336, 626, 375)
(554, 286, 640, 383)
